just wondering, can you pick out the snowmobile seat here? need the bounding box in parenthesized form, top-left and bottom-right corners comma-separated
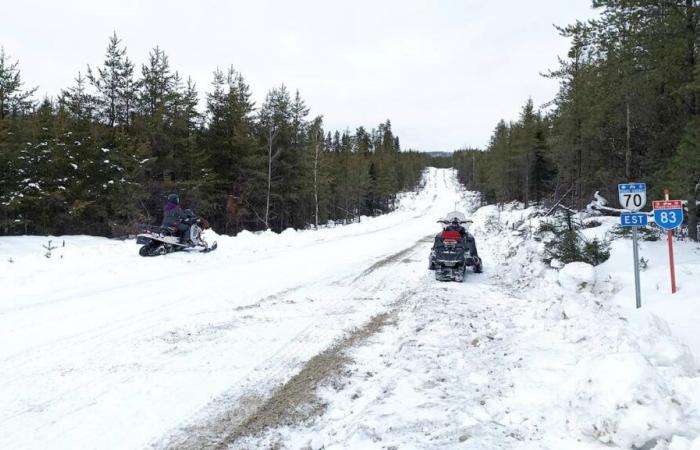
(160, 225, 178, 235)
(440, 230, 462, 244)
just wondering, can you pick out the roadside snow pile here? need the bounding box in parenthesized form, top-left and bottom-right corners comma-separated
(567, 352, 687, 448)
(599, 232, 700, 362)
(558, 261, 596, 292)
(469, 202, 545, 287)
(467, 203, 700, 447)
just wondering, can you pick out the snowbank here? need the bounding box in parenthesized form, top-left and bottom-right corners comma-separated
(558, 261, 596, 292)
(567, 352, 686, 447)
(467, 202, 700, 447)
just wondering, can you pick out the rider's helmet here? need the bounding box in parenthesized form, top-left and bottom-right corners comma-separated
(167, 193, 180, 205)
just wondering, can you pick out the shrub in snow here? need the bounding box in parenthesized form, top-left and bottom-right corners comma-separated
(567, 352, 687, 448)
(539, 216, 611, 266)
(558, 262, 596, 292)
(551, 230, 582, 263)
(581, 238, 610, 266)
(42, 240, 58, 258)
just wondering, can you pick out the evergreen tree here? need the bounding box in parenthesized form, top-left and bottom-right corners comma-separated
(87, 32, 135, 128)
(0, 38, 426, 237)
(0, 47, 36, 119)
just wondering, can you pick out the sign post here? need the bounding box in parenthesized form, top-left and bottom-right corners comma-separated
(619, 183, 647, 309)
(652, 192, 682, 294)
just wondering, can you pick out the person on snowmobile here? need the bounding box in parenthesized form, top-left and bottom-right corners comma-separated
(162, 193, 190, 242)
(445, 217, 467, 237)
(436, 216, 479, 258)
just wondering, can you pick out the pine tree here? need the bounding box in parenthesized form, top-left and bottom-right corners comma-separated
(87, 33, 135, 128)
(258, 85, 292, 229)
(59, 72, 94, 122)
(201, 67, 257, 233)
(0, 47, 36, 119)
(669, 117, 700, 240)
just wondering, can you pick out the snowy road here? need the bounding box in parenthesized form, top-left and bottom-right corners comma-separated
(2, 168, 699, 450)
(1, 169, 472, 449)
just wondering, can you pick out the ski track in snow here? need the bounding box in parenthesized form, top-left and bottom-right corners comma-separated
(2, 168, 699, 450)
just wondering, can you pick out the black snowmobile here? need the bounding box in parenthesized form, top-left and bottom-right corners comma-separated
(428, 212, 482, 281)
(136, 211, 217, 257)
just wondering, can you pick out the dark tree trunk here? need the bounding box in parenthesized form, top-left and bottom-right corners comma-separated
(684, 0, 697, 117)
(689, 177, 699, 241)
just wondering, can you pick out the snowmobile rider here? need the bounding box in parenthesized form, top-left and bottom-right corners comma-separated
(162, 193, 191, 243)
(443, 217, 479, 258)
(445, 217, 467, 237)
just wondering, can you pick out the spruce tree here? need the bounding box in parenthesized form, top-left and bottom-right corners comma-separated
(87, 33, 135, 128)
(0, 47, 36, 119)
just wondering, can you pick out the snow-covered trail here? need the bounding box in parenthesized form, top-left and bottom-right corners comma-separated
(234, 208, 700, 450)
(4, 168, 699, 450)
(0, 168, 469, 450)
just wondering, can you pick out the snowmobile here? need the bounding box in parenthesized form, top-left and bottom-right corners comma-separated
(136, 212, 217, 257)
(428, 211, 482, 281)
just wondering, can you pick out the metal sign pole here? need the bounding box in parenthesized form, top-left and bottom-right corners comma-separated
(664, 189, 678, 293)
(619, 182, 647, 309)
(632, 227, 642, 309)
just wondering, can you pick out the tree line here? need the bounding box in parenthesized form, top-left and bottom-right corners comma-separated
(449, 0, 700, 241)
(0, 33, 429, 237)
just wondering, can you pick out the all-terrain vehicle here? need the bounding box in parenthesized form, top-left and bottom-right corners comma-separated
(428, 211, 482, 281)
(136, 211, 217, 257)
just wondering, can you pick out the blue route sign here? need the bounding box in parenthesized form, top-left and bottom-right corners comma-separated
(620, 212, 648, 227)
(653, 209, 683, 230)
(618, 183, 646, 193)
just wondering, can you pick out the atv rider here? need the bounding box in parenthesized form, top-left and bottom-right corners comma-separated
(162, 193, 192, 243)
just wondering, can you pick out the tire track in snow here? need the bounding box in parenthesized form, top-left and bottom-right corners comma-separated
(151, 239, 431, 450)
(233, 273, 531, 449)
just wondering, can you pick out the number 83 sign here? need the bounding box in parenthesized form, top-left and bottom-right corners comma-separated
(653, 200, 683, 230)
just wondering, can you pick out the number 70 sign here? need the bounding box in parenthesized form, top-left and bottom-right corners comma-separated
(618, 183, 647, 211)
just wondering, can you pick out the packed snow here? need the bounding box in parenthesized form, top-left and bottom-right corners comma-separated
(1, 168, 699, 450)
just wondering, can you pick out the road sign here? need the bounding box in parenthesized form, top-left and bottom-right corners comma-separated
(620, 213, 648, 227)
(618, 183, 647, 309)
(653, 200, 683, 231)
(618, 183, 647, 211)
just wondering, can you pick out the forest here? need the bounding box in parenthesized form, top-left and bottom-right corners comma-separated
(449, 0, 700, 241)
(3, 1, 700, 241)
(0, 34, 429, 236)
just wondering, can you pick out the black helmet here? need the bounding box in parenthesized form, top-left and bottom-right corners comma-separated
(167, 193, 179, 205)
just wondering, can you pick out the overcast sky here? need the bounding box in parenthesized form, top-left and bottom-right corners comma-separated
(3, 0, 597, 151)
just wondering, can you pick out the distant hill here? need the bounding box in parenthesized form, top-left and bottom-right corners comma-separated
(425, 151, 453, 158)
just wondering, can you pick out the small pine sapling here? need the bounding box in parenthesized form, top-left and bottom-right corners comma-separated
(43, 240, 58, 258)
